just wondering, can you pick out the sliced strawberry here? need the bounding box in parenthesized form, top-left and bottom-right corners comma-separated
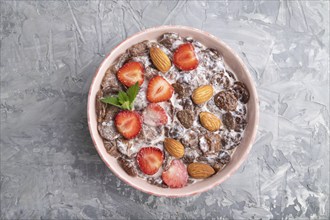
(115, 110, 142, 139)
(173, 43, 199, 71)
(137, 147, 164, 175)
(117, 62, 144, 87)
(147, 76, 173, 103)
(162, 159, 188, 188)
(143, 103, 168, 126)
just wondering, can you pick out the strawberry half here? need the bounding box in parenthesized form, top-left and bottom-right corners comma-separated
(143, 103, 168, 126)
(115, 110, 142, 139)
(173, 43, 199, 71)
(117, 62, 144, 87)
(147, 76, 173, 103)
(137, 147, 164, 175)
(162, 159, 188, 188)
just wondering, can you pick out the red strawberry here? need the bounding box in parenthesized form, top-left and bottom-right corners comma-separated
(143, 103, 168, 126)
(173, 43, 199, 71)
(137, 147, 164, 175)
(117, 62, 144, 87)
(162, 159, 188, 188)
(147, 76, 173, 103)
(115, 110, 142, 139)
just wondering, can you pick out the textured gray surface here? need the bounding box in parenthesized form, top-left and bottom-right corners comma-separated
(1, 1, 329, 219)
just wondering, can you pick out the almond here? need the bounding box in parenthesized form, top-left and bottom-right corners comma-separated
(164, 138, 185, 158)
(191, 85, 213, 105)
(150, 47, 171, 73)
(199, 112, 222, 132)
(187, 163, 215, 179)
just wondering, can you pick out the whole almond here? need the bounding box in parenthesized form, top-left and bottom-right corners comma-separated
(150, 47, 171, 73)
(199, 112, 222, 132)
(164, 138, 185, 158)
(191, 85, 214, 105)
(187, 163, 215, 179)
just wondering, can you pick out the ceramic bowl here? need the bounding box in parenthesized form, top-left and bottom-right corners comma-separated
(87, 25, 259, 197)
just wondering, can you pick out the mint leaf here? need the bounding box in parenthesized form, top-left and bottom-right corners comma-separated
(121, 101, 131, 110)
(118, 91, 129, 104)
(127, 82, 139, 103)
(100, 96, 121, 108)
(129, 102, 134, 110)
(99, 83, 140, 110)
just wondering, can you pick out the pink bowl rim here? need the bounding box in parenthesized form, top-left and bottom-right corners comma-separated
(87, 25, 259, 197)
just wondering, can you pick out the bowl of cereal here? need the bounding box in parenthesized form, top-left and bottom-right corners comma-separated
(87, 26, 259, 197)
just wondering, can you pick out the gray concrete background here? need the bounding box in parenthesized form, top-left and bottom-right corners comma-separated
(1, 1, 329, 219)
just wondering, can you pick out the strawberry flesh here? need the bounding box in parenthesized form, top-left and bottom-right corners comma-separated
(143, 103, 168, 126)
(137, 147, 164, 175)
(115, 110, 142, 139)
(173, 43, 199, 71)
(117, 62, 144, 87)
(147, 76, 173, 103)
(162, 159, 188, 188)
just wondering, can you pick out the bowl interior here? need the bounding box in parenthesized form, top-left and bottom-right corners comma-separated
(87, 26, 259, 197)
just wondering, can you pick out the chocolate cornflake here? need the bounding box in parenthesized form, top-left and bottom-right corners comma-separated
(97, 122, 120, 141)
(144, 66, 159, 81)
(212, 163, 223, 172)
(234, 117, 247, 132)
(222, 112, 235, 130)
(226, 70, 236, 81)
(104, 141, 120, 158)
(198, 133, 222, 154)
(217, 150, 231, 164)
(158, 33, 182, 51)
(164, 122, 184, 139)
(172, 83, 186, 98)
(96, 90, 106, 123)
(232, 81, 250, 104)
(183, 148, 201, 164)
(180, 130, 199, 149)
(109, 52, 131, 73)
(181, 98, 194, 112)
(127, 41, 149, 57)
(214, 91, 238, 111)
(103, 105, 120, 122)
(147, 177, 167, 188)
(221, 133, 242, 150)
(177, 110, 194, 129)
(117, 157, 137, 177)
(212, 72, 230, 88)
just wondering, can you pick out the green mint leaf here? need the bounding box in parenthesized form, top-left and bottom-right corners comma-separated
(118, 91, 129, 104)
(100, 96, 121, 108)
(126, 82, 139, 103)
(121, 101, 131, 110)
(100, 82, 139, 110)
